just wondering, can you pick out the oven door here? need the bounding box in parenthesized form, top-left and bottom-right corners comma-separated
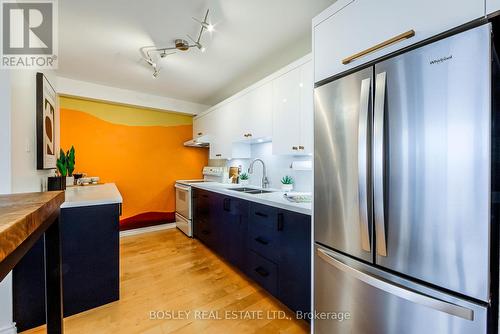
(175, 183, 191, 220)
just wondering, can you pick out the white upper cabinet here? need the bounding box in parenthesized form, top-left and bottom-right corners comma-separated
(487, 0, 500, 16)
(272, 61, 313, 155)
(314, 0, 484, 82)
(193, 110, 214, 140)
(233, 82, 273, 142)
(208, 105, 250, 160)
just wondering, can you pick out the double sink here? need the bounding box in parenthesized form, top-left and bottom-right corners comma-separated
(229, 187, 274, 195)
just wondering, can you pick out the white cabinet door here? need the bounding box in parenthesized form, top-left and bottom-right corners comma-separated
(209, 105, 250, 160)
(233, 82, 273, 141)
(314, 0, 484, 82)
(299, 61, 313, 155)
(193, 111, 213, 139)
(272, 67, 301, 155)
(487, 0, 500, 15)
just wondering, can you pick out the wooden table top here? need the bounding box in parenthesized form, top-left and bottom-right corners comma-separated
(0, 191, 65, 263)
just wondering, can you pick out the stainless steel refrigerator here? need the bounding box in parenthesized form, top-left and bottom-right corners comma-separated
(314, 23, 494, 333)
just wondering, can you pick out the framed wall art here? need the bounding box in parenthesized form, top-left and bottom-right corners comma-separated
(36, 72, 59, 170)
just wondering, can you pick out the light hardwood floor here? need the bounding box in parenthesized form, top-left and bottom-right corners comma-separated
(23, 228, 310, 334)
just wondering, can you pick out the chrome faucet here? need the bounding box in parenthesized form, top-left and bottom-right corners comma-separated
(248, 159, 269, 188)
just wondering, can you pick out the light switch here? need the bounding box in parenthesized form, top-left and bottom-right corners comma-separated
(25, 138, 31, 152)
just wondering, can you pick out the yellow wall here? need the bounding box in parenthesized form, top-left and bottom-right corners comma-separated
(60, 96, 208, 219)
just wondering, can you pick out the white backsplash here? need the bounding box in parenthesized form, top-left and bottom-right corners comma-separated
(227, 142, 312, 192)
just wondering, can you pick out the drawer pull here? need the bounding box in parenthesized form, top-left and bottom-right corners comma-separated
(254, 237, 268, 245)
(254, 212, 268, 218)
(223, 198, 231, 211)
(215, 154, 222, 157)
(342, 29, 415, 65)
(197, 132, 203, 136)
(277, 213, 284, 231)
(292, 146, 298, 150)
(254, 266, 270, 277)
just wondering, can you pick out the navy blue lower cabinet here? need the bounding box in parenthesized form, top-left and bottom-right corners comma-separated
(13, 203, 120, 331)
(277, 210, 311, 315)
(220, 197, 249, 269)
(192, 188, 311, 315)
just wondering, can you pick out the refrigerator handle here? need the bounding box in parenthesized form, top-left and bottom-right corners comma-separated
(374, 72, 387, 256)
(358, 77, 371, 252)
(316, 248, 474, 321)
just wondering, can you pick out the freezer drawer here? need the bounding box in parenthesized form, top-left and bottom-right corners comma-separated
(314, 245, 487, 334)
(373, 24, 491, 301)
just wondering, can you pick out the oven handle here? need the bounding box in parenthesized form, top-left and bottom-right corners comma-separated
(175, 184, 191, 192)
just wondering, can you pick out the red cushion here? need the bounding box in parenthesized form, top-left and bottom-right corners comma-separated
(119, 212, 176, 231)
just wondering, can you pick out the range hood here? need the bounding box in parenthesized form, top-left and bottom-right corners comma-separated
(184, 136, 210, 147)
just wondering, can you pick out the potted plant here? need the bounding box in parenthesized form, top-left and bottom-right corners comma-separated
(54, 146, 76, 187)
(281, 175, 294, 191)
(239, 172, 249, 185)
(66, 146, 75, 186)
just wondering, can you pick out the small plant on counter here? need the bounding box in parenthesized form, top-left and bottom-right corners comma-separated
(281, 175, 294, 192)
(56, 149, 67, 177)
(239, 172, 249, 185)
(66, 146, 75, 177)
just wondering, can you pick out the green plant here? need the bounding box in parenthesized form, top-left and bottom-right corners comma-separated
(66, 146, 75, 176)
(281, 175, 294, 185)
(240, 172, 249, 180)
(56, 149, 67, 177)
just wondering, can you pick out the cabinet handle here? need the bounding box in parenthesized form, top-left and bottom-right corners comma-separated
(247, 133, 252, 137)
(197, 132, 203, 136)
(292, 146, 298, 150)
(223, 198, 231, 211)
(342, 29, 415, 65)
(298, 145, 305, 150)
(277, 213, 284, 231)
(215, 154, 222, 157)
(254, 211, 268, 218)
(254, 236, 269, 245)
(254, 266, 270, 277)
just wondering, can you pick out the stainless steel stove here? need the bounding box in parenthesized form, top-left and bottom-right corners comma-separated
(174, 167, 227, 237)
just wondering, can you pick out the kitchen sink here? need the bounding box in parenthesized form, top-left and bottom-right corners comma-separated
(228, 187, 274, 194)
(229, 187, 256, 192)
(245, 189, 274, 194)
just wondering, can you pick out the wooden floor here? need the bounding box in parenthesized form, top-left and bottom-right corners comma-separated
(23, 228, 310, 334)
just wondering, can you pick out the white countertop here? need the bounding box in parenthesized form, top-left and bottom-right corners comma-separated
(61, 183, 123, 209)
(191, 183, 311, 215)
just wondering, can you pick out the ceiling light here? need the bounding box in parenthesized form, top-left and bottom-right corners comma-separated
(140, 9, 214, 78)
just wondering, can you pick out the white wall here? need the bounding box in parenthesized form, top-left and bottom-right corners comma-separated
(0, 69, 58, 334)
(10, 70, 57, 193)
(228, 142, 312, 192)
(57, 77, 209, 115)
(0, 70, 15, 334)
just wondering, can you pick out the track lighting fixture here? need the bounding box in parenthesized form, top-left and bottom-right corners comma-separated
(141, 9, 214, 78)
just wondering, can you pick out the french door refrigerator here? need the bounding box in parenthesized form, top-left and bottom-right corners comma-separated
(314, 23, 495, 333)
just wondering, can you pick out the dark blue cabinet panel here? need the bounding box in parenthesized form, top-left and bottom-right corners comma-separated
(278, 210, 311, 314)
(13, 203, 120, 331)
(192, 188, 311, 315)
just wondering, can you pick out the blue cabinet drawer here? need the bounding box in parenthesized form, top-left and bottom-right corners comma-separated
(248, 226, 280, 263)
(248, 250, 278, 296)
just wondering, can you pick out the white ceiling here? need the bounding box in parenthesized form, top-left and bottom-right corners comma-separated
(58, 0, 335, 107)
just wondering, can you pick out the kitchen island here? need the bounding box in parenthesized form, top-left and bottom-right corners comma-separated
(13, 184, 122, 332)
(0, 191, 65, 334)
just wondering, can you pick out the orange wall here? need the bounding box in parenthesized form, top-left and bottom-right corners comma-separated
(60, 99, 208, 219)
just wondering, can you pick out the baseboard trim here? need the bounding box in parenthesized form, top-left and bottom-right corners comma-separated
(0, 322, 17, 334)
(120, 223, 176, 237)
